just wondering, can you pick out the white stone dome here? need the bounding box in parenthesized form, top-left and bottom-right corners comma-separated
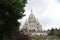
(29, 13, 36, 20)
(28, 13, 36, 23)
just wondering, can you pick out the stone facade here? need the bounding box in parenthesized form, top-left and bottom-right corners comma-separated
(23, 10, 47, 36)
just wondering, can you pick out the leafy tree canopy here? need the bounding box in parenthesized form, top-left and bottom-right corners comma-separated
(0, 0, 27, 40)
(48, 28, 60, 38)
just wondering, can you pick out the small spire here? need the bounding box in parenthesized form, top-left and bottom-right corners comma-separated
(26, 18, 27, 21)
(37, 18, 38, 20)
(31, 10, 33, 13)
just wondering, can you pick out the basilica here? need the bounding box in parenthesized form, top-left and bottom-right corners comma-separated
(22, 10, 47, 36)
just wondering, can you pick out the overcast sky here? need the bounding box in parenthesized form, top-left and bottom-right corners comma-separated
(18, 0, 60, 30)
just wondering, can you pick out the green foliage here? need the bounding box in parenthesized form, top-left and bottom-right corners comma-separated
(32, 35, 43, 40)
(47, 36, 59, 39)
(48, 28, 60, 38)
(48, 28, 55, 36)
(0, 0, 27, 40)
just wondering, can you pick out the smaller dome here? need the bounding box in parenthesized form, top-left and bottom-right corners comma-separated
(36, 20, 40, 25)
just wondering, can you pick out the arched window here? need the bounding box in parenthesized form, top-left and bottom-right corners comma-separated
(29, 30, 31, 32)
(34, 30, 35, 32)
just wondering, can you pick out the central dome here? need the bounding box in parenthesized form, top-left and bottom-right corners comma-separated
(29, 13, 36, 19)
(28, 10, 36, 22)
(28, 12, 36, 23)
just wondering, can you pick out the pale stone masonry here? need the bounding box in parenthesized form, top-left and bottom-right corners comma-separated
(23, 10, 47, 36)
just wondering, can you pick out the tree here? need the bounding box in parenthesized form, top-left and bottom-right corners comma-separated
(57, 28, 60, 38)
(0, 0, 27, 40)
(48, 28, 60, 38)
(48, 28, 55, 36)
